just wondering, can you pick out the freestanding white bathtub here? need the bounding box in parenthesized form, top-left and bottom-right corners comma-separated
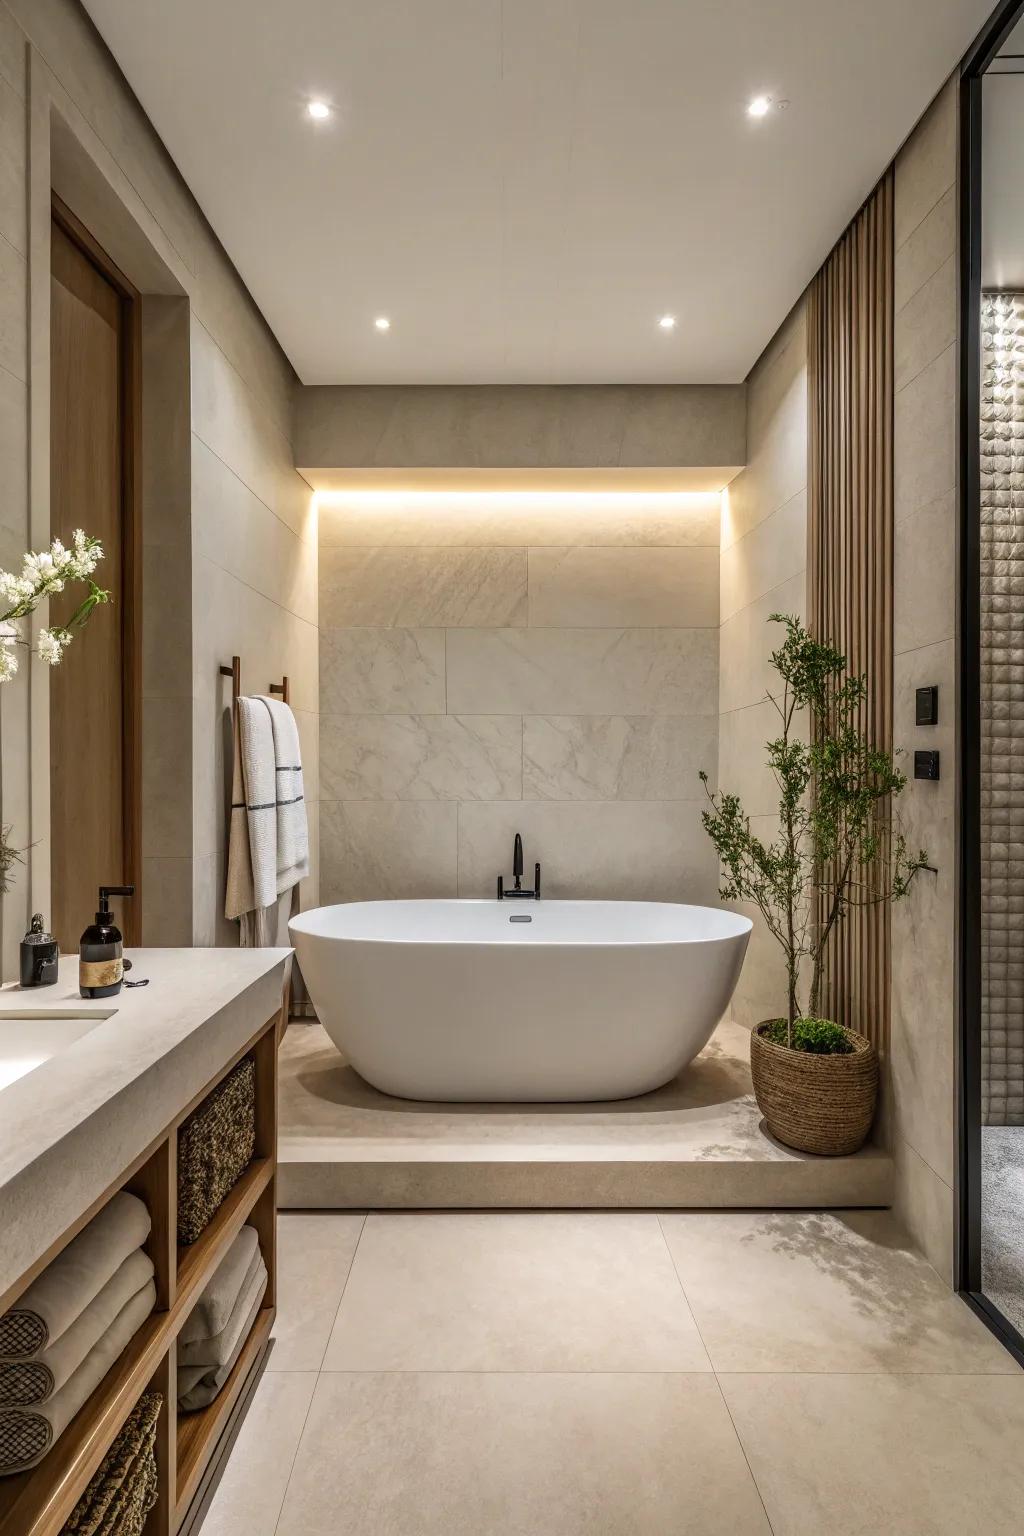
(289, 900, 751, 1103)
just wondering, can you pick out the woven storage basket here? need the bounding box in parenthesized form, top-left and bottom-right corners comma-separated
(750, 1022, 878, 1156)
(177, 1056, 255, 1245)
(61, 1391, 161, 1536)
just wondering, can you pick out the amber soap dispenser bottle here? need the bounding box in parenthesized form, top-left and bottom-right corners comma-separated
(80, 885, 134, 998)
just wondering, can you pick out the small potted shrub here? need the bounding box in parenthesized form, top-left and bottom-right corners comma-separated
(700, 614, 927, 1156)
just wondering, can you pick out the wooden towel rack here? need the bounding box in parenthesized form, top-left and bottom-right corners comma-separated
(219, 656, 290, 707)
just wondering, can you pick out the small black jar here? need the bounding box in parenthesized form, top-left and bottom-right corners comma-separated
(20, 913, 59, 988)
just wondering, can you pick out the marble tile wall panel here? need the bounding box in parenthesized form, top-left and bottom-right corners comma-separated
(319, 489, 722, 907)
(528, 546, 719, 628)
(446, 627, 719, 717)
(320, 629, 446, 715)
(320, 546, 527, 628)
(318, 492, 722, 550)
(321, 714, 522, 802)
(523, 715, 717, 802)
(457, 801, 717, 903)
(320, 801, 458, 903)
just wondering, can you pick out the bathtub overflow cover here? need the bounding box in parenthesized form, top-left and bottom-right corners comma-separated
(509, 914, 533, 923)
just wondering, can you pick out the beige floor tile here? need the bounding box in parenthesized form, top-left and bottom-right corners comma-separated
(268, 1213, 365, 1371)
(276, 1372, 771, 1536)
(720, 1372, 1024, 1536)
(660, 1210, 1014, 1373)
(201, 1370, 316, 1536)
(323, 1212, 710, 1372)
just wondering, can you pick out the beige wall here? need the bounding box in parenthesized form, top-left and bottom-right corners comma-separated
(0, 0, 318, 964)
(318, 489, 722, 904)
(717, 303, 809, 1028)
(890, 78, 959, 1281)
(296, 385, 745, 475)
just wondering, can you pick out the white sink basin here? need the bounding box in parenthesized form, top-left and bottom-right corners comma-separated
(0, 1010, 116, 1091)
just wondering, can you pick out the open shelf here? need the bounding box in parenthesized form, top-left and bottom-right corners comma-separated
(174, 1307, 273, 1523)
(0, 1013, 279, 1536)
(175, 1158, 273, 1321)
(0, 1316, 167, 1536)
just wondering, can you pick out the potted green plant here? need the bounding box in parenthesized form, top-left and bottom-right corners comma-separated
(700, 614, 927, 1155)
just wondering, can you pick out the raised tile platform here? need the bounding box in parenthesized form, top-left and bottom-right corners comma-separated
(278, 1019, 892, 1210)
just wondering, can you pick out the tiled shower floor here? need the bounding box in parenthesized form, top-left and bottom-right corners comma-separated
(982, 1126, 1024, 1335)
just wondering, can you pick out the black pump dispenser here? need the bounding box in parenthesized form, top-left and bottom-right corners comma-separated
(80, 884, 134, 998)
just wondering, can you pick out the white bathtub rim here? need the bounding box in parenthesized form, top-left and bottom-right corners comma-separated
(289, 898, 753, 949)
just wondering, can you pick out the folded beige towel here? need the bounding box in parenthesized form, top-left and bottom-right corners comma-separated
(179, 1226, 259, 1348)
(178, 1246, 262, 1369)
(0, 1279, 156, 1474)
(0, 1194, 151, 1359)
(0, 1250, 154, 1407)
(177, 1262, 266, 1412)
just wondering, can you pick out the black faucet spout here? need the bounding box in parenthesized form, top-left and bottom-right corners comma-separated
(497, 833, 540, 901)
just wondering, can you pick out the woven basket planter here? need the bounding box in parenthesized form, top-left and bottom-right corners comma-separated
(177, 1056, 255, 1245)
(750, 1021, 878, 1156)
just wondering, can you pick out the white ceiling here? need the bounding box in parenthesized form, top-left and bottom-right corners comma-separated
(84, 0, 992, 385)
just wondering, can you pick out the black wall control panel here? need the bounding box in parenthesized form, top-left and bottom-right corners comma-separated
(914, 749, 940, 781)
(915, 685, 939, 725)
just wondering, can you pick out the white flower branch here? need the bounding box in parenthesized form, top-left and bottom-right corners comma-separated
(0, 530, 109, 680)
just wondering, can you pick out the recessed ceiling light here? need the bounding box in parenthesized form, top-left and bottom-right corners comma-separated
(374, 316, 391, 332)
(306, 100, 331, 121)
(747, 95, 772, 118)
(658, 314, 677, 331)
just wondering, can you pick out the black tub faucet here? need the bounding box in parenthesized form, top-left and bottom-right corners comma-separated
(497, 832, 541, 900)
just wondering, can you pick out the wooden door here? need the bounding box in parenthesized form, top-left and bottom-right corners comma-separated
(49, 211, 140, 951)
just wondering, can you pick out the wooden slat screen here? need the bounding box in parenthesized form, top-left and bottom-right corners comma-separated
(807, 169, 895, 1051)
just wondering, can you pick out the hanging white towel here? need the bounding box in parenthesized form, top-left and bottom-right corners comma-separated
(260, 695, 309, 896)
(225, 695, 308, 946)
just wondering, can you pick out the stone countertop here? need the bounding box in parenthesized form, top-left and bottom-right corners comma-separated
(0, 947, 290, 1304)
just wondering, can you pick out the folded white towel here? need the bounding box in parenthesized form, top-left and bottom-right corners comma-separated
(0, 1194, 151, 1358)
(178, 1247, 263, 1370)
(180, 1227, 259, 1347)
(0, 1249, 154, 1407)
(225, 696, 308, 945)
(177, 1262, 267, 1411)
(0, 1279, 156, 1473)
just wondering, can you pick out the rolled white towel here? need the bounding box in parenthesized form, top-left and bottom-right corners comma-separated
(0, 1278, 156, 1474)
(0, 1194, 151, 1358)
(0, 1249, 154, 1407)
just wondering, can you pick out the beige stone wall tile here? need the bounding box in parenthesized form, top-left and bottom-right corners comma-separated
(320, 546, 527, 628)
(528, 546, 719, 628)
(523, 714, 716, 801)
(446, 627, 718, 716)
(457, 800, 718, 903)
(321, 713, 522, 802)
(320, 628, 445, 715)
(320, 801, 458, 902)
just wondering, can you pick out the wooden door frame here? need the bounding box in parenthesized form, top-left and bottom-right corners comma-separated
(50, 193, 143, 945)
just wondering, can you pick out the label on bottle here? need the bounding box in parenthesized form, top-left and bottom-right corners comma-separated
(80, 957, 122, 989)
